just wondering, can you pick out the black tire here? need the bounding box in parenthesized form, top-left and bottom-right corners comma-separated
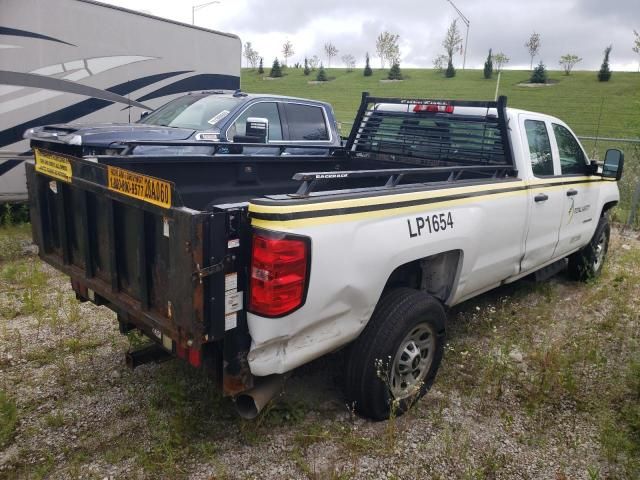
(344, 288, 446, 420)
(568, 215, 610, 281)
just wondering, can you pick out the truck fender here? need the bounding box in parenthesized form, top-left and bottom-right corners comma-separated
(601, 200, 618, 217)
(382, 250, 463, 306)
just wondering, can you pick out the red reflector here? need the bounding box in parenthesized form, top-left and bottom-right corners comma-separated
(188, 348, 201, 368)
(413, 104, 454, 113)
(249, 233, 309, 317)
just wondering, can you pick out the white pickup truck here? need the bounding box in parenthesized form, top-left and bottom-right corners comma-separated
(26, 94, 623, 420)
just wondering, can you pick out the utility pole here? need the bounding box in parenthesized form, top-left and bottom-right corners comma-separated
(192, 1, 220, 25)
(445, 0, 470, 70)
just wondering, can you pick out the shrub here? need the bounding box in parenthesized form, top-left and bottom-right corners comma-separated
(269, 58, 282, 78)
(257, 58, 264, 74)
(445, 59, 456, 78)
(364, 53, 373, 77)
(483, 48, 493, 79)
(387, 61, 403, 80)
(530, 61, 547, 84)
(316, 63, 327, 82)
(598, 45, 612, 82)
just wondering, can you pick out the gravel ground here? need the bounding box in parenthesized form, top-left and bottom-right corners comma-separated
(0, 228, 638, 479)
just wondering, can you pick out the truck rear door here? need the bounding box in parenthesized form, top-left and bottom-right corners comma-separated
(519, 115, 565, 271)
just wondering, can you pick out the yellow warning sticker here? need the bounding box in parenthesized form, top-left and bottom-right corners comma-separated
(107, 165, 172, 209)
(34, 148, 72, 183)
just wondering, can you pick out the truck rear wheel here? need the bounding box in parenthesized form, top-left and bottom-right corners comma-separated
(568, 215, 610, 281)
(344, 288, 446, 420)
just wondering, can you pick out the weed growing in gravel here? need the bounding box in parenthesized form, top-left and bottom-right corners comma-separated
(43, 411, 65, 429)
(0, 390, 18, 448)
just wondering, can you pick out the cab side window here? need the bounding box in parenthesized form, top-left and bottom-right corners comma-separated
(283, 104, 329, 141)
(230, 102, 283, 141)
(552, 124, 586, 175)
(524, 119, 554, 176)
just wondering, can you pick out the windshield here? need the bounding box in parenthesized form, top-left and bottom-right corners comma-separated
(139, 95, 242, 130)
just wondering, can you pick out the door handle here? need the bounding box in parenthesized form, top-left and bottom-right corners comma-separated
(534, 193, 549, 203)
(566, 189, 578, 197)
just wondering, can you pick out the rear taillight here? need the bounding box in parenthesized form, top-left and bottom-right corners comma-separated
(249, 232, 310, 317)
(413, 104, 454, 113)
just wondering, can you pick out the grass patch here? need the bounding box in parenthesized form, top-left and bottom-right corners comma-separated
(241, 68, 640, 145)
(0, 223, 31, 263)
(0, 390, 18, 448)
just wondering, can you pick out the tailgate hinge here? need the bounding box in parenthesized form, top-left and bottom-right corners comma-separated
(194, 261, 224, 283)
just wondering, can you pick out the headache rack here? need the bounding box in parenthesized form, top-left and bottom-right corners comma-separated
(292, 93, 517, 197)
(346, 92, 514, 166)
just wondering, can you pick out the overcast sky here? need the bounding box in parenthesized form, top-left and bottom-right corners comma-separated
(102, 0, 640, 71)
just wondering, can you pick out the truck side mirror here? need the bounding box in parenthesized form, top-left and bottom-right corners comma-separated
(246, 117, 268, 143)
(140, 111, 150, 120)
(232, 117, 269, 144)
(602, 148, 624, 181)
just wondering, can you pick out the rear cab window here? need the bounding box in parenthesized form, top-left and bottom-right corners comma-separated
(524, 119, 554, 176)
(283, 103, 330, 141)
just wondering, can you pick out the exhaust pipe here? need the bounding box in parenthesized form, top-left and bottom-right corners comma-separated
(235, 375, 285, 419)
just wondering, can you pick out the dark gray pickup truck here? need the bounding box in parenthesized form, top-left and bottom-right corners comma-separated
(24, 90, 342, 157)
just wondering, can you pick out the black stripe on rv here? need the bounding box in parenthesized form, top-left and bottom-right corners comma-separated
(0, 71, 191, 148)
(0, 71, 151, 110)
(135, 74, 240, 102)
(249, 178, 604, 222)
(0, 26, 76, 47)
(0, 159, 23, 177)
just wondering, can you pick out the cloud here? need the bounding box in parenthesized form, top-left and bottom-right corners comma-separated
(102, 0, 640, 70)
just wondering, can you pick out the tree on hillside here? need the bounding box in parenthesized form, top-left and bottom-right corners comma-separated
(282, 40, 294, 67)
(243, 42, 259, 69)
(493, 52, 510, 72)
(364, 52, 373, 76)
(433, 54, 448, 72)
(598, 45, 612, 82)
(525, 32, 541, 69)
(483, 48, 493, 79)
(376, 31, 400, 68)
(324, 42, 338, 67)
(303, 57, 310, 76)
(387, 61, 403, 80)
(309, 55, 320, 70)
(633, 30, 640, 72)
(530, 61, 547, 84)
(258, 57, 264, 74)
(442, 20, 462, 77)
(342, 54, 356, 72)
(269, 58, 282, 78)
(559, 54, 582, 75)
(316, 63, 328, 81)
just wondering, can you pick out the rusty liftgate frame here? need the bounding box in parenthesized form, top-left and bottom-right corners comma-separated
(25, 150, 253, 395)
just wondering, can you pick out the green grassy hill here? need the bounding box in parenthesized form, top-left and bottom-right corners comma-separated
(241, 67, 639, 222)
(241, 68, 640, 148)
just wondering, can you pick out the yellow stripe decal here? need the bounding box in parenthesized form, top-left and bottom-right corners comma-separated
(249, 177, 603, 224)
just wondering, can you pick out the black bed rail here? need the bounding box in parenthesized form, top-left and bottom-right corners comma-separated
(291, 164, 518, 197)
(344, 92, 515, 169)
(112, 140, 344, 157)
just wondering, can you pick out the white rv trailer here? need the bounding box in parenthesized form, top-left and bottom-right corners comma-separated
(0, 0, 241, 202)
